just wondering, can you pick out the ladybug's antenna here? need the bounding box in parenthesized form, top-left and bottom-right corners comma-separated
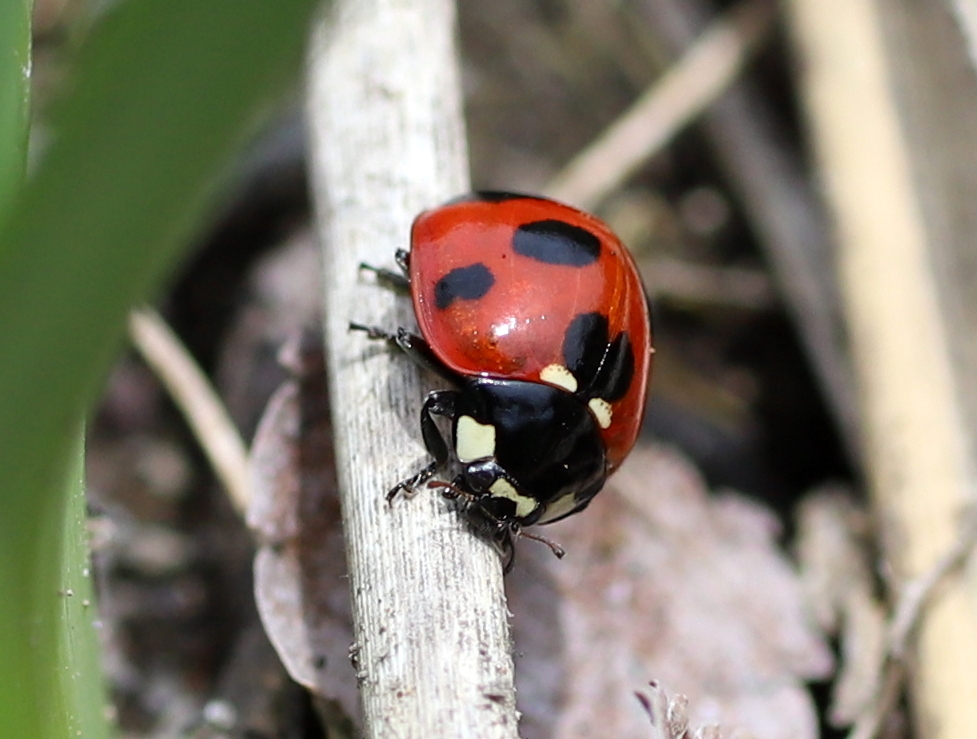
(518, 529, 566, 559)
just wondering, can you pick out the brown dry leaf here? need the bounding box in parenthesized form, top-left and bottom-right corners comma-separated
(247, 342, 828, 738)
(508, 444, 832, 739)
(247, 338, 360, 727)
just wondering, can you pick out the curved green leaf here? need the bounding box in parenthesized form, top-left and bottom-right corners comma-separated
(0, 1, 323, 735)
(0, 0, 31, 226)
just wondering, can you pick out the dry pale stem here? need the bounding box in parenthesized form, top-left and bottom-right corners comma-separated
(544, 0, 775, 210)
(638, 0, 861, 464)
(847, 507, 977, 739)
(787, 1, 977, 734)
(128, 307, 251, 515)
(305, 1, 517, 736)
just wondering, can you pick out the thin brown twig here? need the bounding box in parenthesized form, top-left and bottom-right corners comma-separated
(847, 505, 977, 739)
(544, 0, 776, 210)
(644, 256, 774, 309)
(887, 506, 977, 659)
(128, 307, 251, 516)
(639, 0, 861, 465)
(846, 664, 903, 739)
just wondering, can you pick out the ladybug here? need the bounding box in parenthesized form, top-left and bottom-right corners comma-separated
(352, 192, 653, 560)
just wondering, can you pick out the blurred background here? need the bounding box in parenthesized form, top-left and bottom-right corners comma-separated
(20, 0, 977, 736)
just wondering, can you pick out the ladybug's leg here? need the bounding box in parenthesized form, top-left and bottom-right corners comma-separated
(386, 389, 458, 502)
(349, 324, 462, 387)
(419, 389, 457, 467)
(358, 249, 411, 289)
(348, 322, 398, 341)
(359, 259, 410, 292)
(359, 264, 409, 291)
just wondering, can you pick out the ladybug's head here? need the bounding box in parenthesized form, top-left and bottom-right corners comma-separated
(449, 378, 607, 527)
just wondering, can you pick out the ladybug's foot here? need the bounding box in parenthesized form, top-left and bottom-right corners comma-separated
(349, 322, 397, 342)
(385, 460, 438, 505)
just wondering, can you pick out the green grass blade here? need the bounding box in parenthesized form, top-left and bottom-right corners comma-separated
(0, 0, 31, 224)
(0, 1, 323, 735)
(0, 1, 36, 735)
(56, 438, 111, 739)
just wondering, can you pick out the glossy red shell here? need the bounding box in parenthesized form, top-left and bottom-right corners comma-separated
(409, 195, 653, 471)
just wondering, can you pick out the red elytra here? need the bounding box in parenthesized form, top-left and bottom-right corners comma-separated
(408, 193, 653, 471)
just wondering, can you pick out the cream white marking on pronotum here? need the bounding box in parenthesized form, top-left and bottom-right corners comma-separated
(588, 398, 613, 429)
(455, 415, 496, 463)
(539, 363, 578, 393)
(535, 492, 580, 524)
(489, 478, 538, 518)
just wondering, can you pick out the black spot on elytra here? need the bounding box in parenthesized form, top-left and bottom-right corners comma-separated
(563, 313, 609, 386)
(513, 220, 601, 267)
(593, 333, 634, 401)
(435, 263, 495, 310)
(562, 312, 635, 401)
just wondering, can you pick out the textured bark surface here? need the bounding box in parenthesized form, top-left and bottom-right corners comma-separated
(305, 2, 519, 736)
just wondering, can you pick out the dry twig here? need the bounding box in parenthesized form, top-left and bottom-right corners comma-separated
(635, 0, 861, 464)
(545, 0, 775, 209)
(644, 256, 774, 310)
(848, 506, 977, 739)
(128, 307, 251, 515)
(788, 0, 977, 734)
(305, 1, 517, 736)
(635, 681, 750, 739)
(797, 494, 977, 738)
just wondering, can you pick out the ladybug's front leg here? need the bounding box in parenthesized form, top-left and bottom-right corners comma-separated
(418, 389, 457, 468)
(386, 389, 459, 503)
